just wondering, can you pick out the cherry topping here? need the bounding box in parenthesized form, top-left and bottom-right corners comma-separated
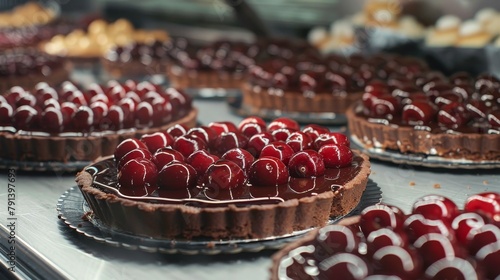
(451, 212, 487, 246)
(285, 131, 313, 152)
(316, 225, 361, 255)
(114, 138, 148, 162)
(319, 253, 370, 280)
(153, 147, 185, 170)
(238, 116, 267, 137)
(437, 102, 470, 129)
(267, 117, 300, 132)
(186, 149, 219, 175)
(402, 101, 437, 125)
(288, 150, 325, 178)
(207, 121, 238, 135)
(72, 106, 94, 131)
(313, 132, 350, 150)
(173, 135, 207, 157)
(369, 95, 400, 118)
(475, 242, 500, 279)
(13, 105, 39, 131)
(366, 228, 409, 257)
(221, 148, 254, 174)
(372, 245, 422, 279)
(140, 132, 174, 154)
(117, 148, 153, 169)
(464, 192, 500, 224)
(413, 233, 465, 267)
(118, 158, 157, 196)
(41, 107, 64, 133)
(248, 156, 288, 186)
(203, 159, 246, 198)
(318, 144, 353, 168)
(302, 124, 329, 141)
(360, 204, 406, 237)
(246, 132, 274, 157)
(212, 131, 248, 156)
(260, 142, 294, 165)
(424, 257, 483, 280)
(467, 224, 500, 255)
(271, 128, 296, 142)
(186, 126, 217, 147)
(166, 124, 188, 138)
(157, 161, 197, 191)
(412, 195, 459, 223)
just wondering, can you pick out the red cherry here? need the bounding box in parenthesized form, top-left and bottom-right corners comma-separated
(487, 111, 500, 128)
(90, 101, 108, 125)
(402, 101, 437, 125)
(207, 121, 238, 135)
(362, 80, 389, 109)
(246, 132, 273, 157)
(166, 124, 188, 138)
(451, 212, 487, 247)
(318, 144, 353, 168)
(267, 117, 300, 132)
(248, 156, 288, 186)
(475, 242, 500, 279)
(221, 148, 254, 174)
(135, 101, 153, 127)
(238, 116, 267, 137)
(260, 142, 294, 165)
(60, 102, 78, 127)
(41, 107, 64, 133)
(315, 225, 361, 256)
(203, 159, 246, 199)
(117, 148, 153, 169)
(118, 158, 157, 196)
(285, 131, 313, 152)
(288, 150, 325, 178)
(404, 214, 453, 242)
(186, 126, 217, 147)
(72, 106, 94, 131)
(434, 91, 463, 108)
(413, 233, 466, 267)
(464, 192, 500, 224)
(467, 224, 500, 255)
(424, 257, 484, 280)
(140, 132, 174, 153)
(411, 195, 459, 223)
(360, 204, 406, 237)
(271, 128, 296, 142)
(212, 131, 248, 156)
(164, 87, 192, 118)
(13, 105, 39, 131)
(437, 102, 470, 129)
(366, 228, 409, 257)
(313, 132, 350, 150)
(66, 90, 87, 106)
(107, 84, 127, 101)
(90, 94, 111, 107)
(186, 149, 219, 175)
(16, 93, 36, 107)
(370, 95, 400, 118)
(103, 105, 126, 130)
(372, 246, 422, 279)
(302, 124, 329, 141)
(0, 102, 13, 125)
(114, 138, 148, 162)
(173, 135, 207, 157)
(319, 253, 370, 280)
(153, 147, 185, 170)
(157, 161, 198, 191)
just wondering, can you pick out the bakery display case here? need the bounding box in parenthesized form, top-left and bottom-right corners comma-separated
(1, 1, 500, 279)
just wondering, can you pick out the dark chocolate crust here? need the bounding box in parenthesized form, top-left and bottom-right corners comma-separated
(346, 103, 500, 160)
(0, 65, 70, 94)
(102, 58, 167, 79)
(167, 65, 246, 89)
(0, 108, 197, 162)
(76, 152, 370, 240)
(241, 82, 363, 114)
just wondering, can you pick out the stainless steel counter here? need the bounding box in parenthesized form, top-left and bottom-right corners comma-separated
(1, 98, 499, 280)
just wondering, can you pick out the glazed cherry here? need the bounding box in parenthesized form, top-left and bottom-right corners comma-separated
(288, 149, 325, 178)
(246, 132, 273, 157)
(157, 161, 198, 191)
(140, 132, 174, 154)
(467, 224, 500, 255)
(207, 121, 238, 135)
(369, 95, 400, 118)
(360, 204, 406, 237)
(186, 126, 217, 147)
(313, 132, 350, 150)
(114, 138, 148, 162)
(221, 148, 254, 174)
(186, 149, 219, 175)
(41, 107, 64, 133)
(248, 156, 288, 186)
(135, 101, 153, 127)
(16, 93, 36, 107)
(464, 192, 500, 224)
(372, 245, 422, 279)
(117, 148, 153, 169)
(153, 147, 185, 170)
(90, 101, 108, 125)
(0, 102, 13, 125)
(475, 242, 500, 279)
(412, 195, 459, 223)
(165, 87, 192, 118)
(302, 124, 329, 141)
(103, 105, 126, 130)
(451, 212, 487, 246)
(362, 80, 389, 109)
(424, 257, 483, 280)
(366, 228, 409, 257)
(404, 214, 453, 242)
(267, 117, 300, 132)
(238, 116, 267, 137)
(434, 91, 463, 108)
(212, 131, 248, 156)
(402, 101, 437, 125)
(413, 233, 465, 267)
(319, 253, 370, 280)
(173, 135, 207, 157)
(13, 105, 39, 131)
(316, 225, 361, 256)
(437, 102, 470, 129)
(285, 131, 313, 152)
(260, 142, 294, 165)
(118, 158, 157, 196)
(487, 110, 500, 128)
(60, 102, 78, 127)
(203, 160, 246, 198)
(72, 106, 94, 131)
(166, 124, 188, 138)
(318, 144, 353, 168)
(271, 128, 296, 142)
(466, 100, 489, 119)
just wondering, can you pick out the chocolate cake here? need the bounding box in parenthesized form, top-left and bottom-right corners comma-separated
(0, 80, 197, 163)
(347, 72, 500, 161)
(76, 117, 371, 240)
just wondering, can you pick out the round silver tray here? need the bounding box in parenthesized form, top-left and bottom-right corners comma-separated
(226, 94, 347, 125)
(351, 136, 500, 169)
(0, 158, 91, 172)
(57, 181, 381, 255)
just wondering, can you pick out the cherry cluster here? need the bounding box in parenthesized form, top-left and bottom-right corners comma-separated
(0, 80, 192, 133)
(0, 50, 64, 76)
(362, 72, 500, 130)
(105, 40, 171, 63)
(113, 117, 354, 198)
(279, 193, 500, 280)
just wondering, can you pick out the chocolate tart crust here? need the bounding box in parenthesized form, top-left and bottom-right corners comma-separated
(241, 82, 363, 114)
(346, 103, 500, 161)
(0, 108, 197, 162)
(269, 215, 361, 280)
(0, 65, 70, 94)
(101, 58, 167, 79)
(166, 65, 245, 89)
(75, 152, 370, 240)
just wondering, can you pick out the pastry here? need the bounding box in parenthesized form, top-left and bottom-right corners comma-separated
(308, 20, 357, 54)
(0, 80, 196, 163)
(455, 20, 494, 47)
(425, 15, 461, 46)
(347, 72, 500, 161)
(270, 192, 500, 279)
(76, 116, 371, 239)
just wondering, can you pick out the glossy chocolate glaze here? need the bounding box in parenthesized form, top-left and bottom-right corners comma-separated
(86, 155, 364, 207)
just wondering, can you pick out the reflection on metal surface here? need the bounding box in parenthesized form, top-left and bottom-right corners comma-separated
(57, 181, 381, 255)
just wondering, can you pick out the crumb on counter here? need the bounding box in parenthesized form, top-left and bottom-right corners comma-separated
(483, 180, 489, 185)
(433, 183, 441, 189)
(409, 181, 416, 186)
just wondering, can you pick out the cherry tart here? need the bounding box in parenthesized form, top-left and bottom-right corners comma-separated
(242, 53, 428, 116)
(76, 116, 371, 240)
(347, 72, 500, 161)
(0, 80, 197, 163)
(271, 192, 500, 280)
